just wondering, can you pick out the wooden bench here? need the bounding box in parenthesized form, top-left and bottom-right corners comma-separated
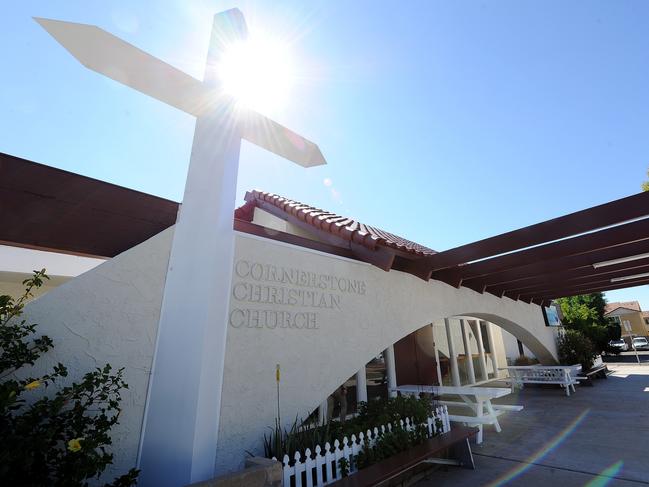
(575, 363, 609, 386)
(329, 426, 478, 487)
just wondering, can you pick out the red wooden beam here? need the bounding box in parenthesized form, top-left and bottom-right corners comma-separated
(430, 217, 649, 287)
(412, 191, 649, 272)
(461, 239, 649, 290)
(520, 276, 649, 301)
(492, 258, 649, 296)
(504, 265, 649, 299)
(233, 219, 357, 260)
(0, 152, 179, 258)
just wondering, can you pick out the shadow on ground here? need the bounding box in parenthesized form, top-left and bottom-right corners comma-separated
(415, 364, 649, 487)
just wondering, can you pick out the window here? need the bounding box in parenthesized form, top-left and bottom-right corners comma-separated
(608, 316, 621, 325)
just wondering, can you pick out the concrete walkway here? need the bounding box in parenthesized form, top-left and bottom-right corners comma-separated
(415, 364, 649, 487)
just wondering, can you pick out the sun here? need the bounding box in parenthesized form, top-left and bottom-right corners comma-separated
(218, 35, 295, 115)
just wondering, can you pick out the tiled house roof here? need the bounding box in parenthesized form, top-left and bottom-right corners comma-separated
(235, 190, 437, 258)
(604, 301, 642, 315)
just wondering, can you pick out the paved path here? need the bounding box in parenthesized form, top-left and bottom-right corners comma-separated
(415, 364, 649, 487)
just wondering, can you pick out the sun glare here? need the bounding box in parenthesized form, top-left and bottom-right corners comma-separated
(218, 35, 295, 114)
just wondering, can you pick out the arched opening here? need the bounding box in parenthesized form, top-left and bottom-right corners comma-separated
(316, 312, 557, 423)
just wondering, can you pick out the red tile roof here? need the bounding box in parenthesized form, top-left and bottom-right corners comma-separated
(604, 301, 642, 314)
(236, 190, 437, 258)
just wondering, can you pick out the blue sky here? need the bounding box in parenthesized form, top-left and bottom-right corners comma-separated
(2, 0, 649, 308)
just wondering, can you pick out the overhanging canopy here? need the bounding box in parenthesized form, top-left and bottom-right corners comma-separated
(0, 152, 178, 257)
(403, 191, 649, 305)
(3, 151, 649, 306)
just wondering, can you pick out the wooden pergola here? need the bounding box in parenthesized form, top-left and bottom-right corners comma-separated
(3, 150, 649, 307)
(403, 191, 649, 306)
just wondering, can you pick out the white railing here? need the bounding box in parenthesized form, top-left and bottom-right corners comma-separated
(276, 405, 450, 487)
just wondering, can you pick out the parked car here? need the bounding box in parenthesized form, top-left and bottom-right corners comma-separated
(609, 339, 628, 352)
(632, 337, 649, 351)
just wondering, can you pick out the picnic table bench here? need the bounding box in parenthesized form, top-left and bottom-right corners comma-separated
(329, 426, 478, 487)
(393, 385, 522, 444)
(574, 359, 610, 386)
(501, 365, 581, 396)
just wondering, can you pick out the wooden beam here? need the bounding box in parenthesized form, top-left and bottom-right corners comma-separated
(521, 276, 649, 301)
(430, 217, 649, 283)
(497, 260, 649, 297)
(462, 238, 649, 290)
(412, 191, 649, 272)
(233, 219, 356, 260)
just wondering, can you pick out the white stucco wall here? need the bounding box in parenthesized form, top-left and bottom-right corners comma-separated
(18, 224, 557, 480)
(19, 228, 173, 483)
(502, 329, 536, 362)
(215, 232, 558, 472)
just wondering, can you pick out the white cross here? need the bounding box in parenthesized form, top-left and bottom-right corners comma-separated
(36, 9, 325, 487)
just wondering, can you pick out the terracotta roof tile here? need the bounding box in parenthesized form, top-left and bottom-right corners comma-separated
(238, 190, 437, 257)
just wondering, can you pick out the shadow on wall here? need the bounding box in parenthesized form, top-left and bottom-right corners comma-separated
(311, 312, 557, 420)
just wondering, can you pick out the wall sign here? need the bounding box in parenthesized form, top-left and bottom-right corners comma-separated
(229, 259, 367, 330)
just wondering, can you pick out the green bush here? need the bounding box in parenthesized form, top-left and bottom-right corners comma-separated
(513, 355, 537, 366)
(0, 270, 138, 486)
(262, 394, 439, 464)
(557, 329, 597, 371)
(355, 422, 429, 470)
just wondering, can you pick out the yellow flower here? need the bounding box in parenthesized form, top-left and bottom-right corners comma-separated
(24, 380, 41, 391)
(67, 438, 83, 452)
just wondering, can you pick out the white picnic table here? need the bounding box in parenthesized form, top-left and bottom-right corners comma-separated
(392, 384, 523, 444)
(500, 365, 582, 396)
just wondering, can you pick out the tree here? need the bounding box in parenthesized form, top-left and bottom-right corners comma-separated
(643, 169, 649, 192)
(0, 270, 138, 486)
(557, 329, 597, 371)
(555, 293, 620, 355)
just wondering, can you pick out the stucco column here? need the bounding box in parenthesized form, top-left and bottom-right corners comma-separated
(460, 319, 476, 384)
(318, 400, 327, 424)
(473, 320, 489, 381)
(444, 318, 461, 386)
(356, 366, 368, 404)
(485, 321, 500, 378)
(384, 346, 397, 397)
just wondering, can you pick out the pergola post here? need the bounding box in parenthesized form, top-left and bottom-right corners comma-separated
(384, 345, 397, 397)
(318, 400, 327, 424)
(460, 319, 476, 384)
(485, 321, 500, 378)
(356, 366, 368, 404)
(432, 324, 443, 386)
(444, 318, 461, 386)
(473, 320, 489, 381)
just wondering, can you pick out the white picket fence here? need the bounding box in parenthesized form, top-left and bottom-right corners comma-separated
(276, 405, 450, 487)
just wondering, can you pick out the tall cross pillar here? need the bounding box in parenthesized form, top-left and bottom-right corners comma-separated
(35, 10, 325, 486)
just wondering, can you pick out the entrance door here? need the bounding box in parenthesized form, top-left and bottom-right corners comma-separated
(393, 326, 440, 386)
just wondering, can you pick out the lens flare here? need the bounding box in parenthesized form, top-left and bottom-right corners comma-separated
(584, 461, 624, 487)
(486, 409, 590, 487)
